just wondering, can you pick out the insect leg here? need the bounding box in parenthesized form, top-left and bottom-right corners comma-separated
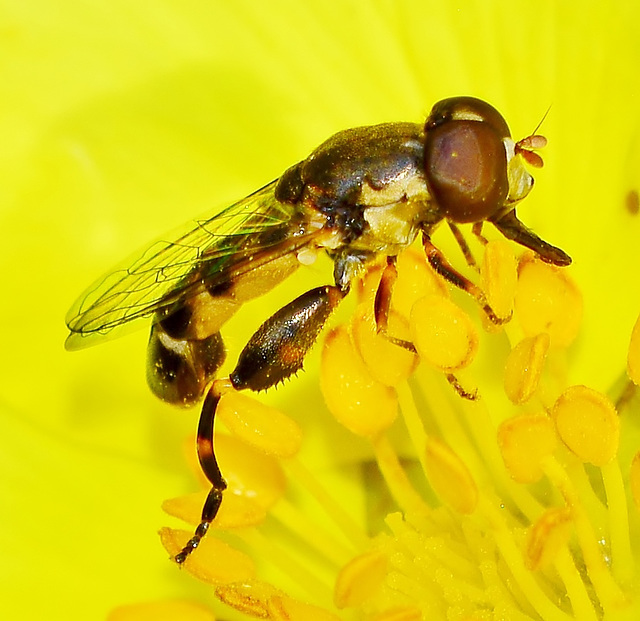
(374, 256, 417, 352)
(374, 256, 476, 400)
(174, 383, 227, 564)
(421, 232, 509, 325)
(174, 285, 346, 563)
(447, 221, 479, 270)
(472, 221, 488, 245)
(229, 285, 347, 391)
(490, 209, 572, 266)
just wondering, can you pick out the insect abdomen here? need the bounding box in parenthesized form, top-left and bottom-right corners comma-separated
(147, 326, 226, 406)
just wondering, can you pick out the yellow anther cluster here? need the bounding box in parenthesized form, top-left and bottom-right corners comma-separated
(159, 242, 640, 621)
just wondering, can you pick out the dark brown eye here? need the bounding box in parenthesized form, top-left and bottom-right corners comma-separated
(424, 97, 510, 224)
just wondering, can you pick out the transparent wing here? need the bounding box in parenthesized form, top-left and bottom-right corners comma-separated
(65, 180, 305, 350)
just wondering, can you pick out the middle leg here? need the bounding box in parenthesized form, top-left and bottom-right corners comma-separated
(422, 232, 510, 325)
(373, 254, 478, 400)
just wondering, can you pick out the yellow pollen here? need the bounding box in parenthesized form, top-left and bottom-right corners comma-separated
(423, 437, 478, 514)
(320, 324, 398, 438)
(334, 550, 389, 608)
(627, 313, 640, 385)
(551, 385, 619, 466)
(503, 333, 550, 404)
(410, 295, 479, 371)
(514, 253, 583, 348)
(216, 391, 302, 458)
(497, 413, 558, 483)
(525, 507, 573, 571)
(481, 239, 517, 322)
(159, 527, 256, 584)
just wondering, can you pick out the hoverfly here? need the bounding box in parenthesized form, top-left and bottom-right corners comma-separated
(66, 96, 571, 564)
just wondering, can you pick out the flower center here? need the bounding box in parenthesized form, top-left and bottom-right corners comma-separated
(158, 241, 640, 621)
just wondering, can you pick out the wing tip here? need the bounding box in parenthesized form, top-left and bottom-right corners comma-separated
(64, 331, 90, 351)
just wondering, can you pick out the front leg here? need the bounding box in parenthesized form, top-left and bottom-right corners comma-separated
(490, 209, 572, 266)
(174, 285, 345, 563)
(447, 221, 479, 271)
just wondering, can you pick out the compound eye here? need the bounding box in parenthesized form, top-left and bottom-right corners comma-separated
(424, 98, 510, 223)
(426, 96, 511, 138)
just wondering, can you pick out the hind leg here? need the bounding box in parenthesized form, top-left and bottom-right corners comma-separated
(174, 285, 346, 563)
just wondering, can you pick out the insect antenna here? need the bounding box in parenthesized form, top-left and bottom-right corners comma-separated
(515, 104, 552, 168)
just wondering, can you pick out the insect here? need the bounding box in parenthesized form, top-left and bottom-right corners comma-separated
(66, 96, 571, 564)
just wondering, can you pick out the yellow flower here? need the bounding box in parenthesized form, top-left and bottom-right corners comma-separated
(1, 1, 639, 620)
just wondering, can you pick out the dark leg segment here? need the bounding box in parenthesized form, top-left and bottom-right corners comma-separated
(422, 233, 509, 325)
(472, 221, 488, 245)
(230, 285, 346, 391)
(174, 383, 228, 564)
(174, 285, 346, 563)
(374, 257, 416, 353)
(490, 210, 571, 266)
(447, 221, 478, 270)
